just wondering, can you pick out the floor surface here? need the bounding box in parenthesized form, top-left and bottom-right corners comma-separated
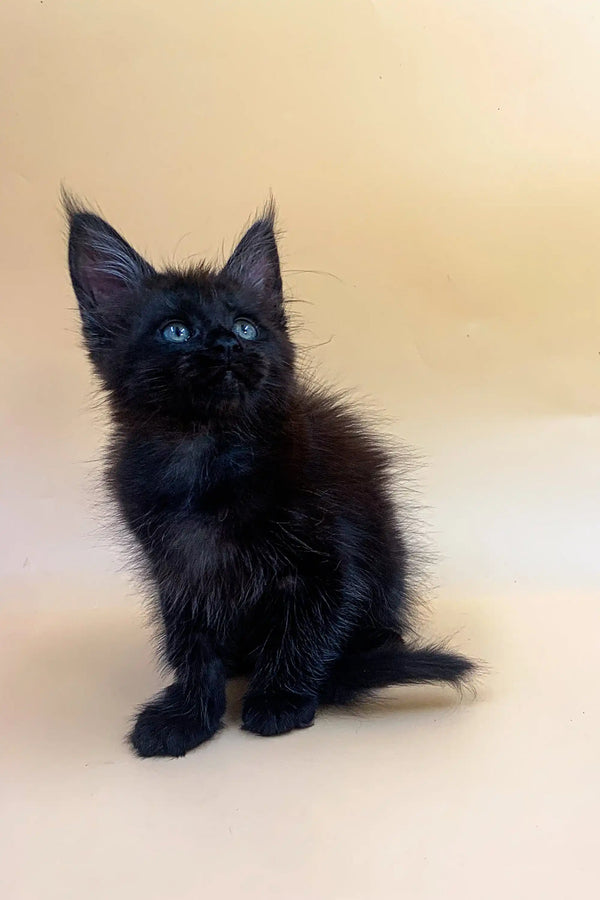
(2, 581, 596, 899)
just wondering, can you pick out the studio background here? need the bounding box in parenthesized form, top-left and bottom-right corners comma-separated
(1, 2, 598, 899)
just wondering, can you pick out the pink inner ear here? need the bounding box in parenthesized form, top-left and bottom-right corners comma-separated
(78, 239, 143, 311)
(242, 253, 269, 291)
(80, 261, 131, 311)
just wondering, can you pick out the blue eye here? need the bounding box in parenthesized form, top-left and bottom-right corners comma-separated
(233, 318, 258, 341)
(161, 321, 191, 343)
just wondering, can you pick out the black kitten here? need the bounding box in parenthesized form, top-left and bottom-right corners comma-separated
(65, 194, 474, 757)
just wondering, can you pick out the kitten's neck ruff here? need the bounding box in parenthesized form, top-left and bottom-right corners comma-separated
(112, 392, 292, 459)
(108, 370, 296, 446)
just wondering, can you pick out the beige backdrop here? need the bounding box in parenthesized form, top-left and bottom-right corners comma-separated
(1, 2, 598, 898)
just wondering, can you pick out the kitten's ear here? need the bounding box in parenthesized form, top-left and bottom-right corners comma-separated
(64, 192, 155, 366)
(222, 202, 283, 306)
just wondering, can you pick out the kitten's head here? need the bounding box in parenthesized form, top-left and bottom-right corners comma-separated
(65, 194, 294, 430)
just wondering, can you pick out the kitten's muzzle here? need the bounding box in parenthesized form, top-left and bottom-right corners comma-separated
(209, 332, 242, 362)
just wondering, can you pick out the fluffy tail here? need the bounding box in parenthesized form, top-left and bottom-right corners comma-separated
(321, 642, 475, 706)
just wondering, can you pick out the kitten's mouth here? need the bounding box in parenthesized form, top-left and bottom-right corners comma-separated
(179, 359, 264, 415)
(204, 361, 261, 393)
(206, 364, 240, 386)
(199, 365, 249, 406)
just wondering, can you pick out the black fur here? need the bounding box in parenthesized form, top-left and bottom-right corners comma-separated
(65, 192, 475, 757)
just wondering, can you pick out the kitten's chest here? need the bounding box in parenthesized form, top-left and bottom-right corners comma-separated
(114, 434, 272, 546)
(133, 440, 276, 625)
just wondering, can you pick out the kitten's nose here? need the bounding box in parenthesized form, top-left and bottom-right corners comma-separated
(210, 332, 240, 359)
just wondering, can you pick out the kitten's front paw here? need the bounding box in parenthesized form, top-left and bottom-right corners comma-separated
(129, 681, 224, 758)
(242, 691, 317, 737)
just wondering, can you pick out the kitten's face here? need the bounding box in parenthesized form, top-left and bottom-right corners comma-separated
(106, 269, 293, 425)
(66, 198, 294, 428)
